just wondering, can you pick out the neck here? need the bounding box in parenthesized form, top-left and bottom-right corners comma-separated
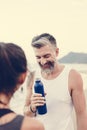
(42, 64, 64, 80)
(0, 93, 11, 109)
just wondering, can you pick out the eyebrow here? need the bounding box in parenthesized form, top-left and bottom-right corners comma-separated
(36, 54, 51, 58)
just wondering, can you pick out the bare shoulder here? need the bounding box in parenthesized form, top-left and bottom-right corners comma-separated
(21, 116, 44, 130)
(69, 68, 83, 91)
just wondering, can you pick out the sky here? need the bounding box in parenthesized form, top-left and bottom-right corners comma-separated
(0, 0, 87, 63)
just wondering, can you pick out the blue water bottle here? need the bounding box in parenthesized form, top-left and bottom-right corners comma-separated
(34, 78, 47, 115)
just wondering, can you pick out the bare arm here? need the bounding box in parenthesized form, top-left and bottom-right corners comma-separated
(24, 71, 45, 117)
(22, 116, 45, 130)
(24, 71, 36, 117)
(69, 69, 87, 130)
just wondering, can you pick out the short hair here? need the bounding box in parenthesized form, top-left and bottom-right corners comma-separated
(0, 42, 27, 95)
(31, 33, 57, 48)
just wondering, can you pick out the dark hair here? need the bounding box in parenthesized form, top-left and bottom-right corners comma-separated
(31, 33, 57, 48)
(0, 42, 27, 94)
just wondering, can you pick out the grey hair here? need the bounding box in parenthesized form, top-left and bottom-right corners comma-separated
(31, 33, 57, 48)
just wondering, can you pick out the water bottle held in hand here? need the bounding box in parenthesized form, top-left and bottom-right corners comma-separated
(34, 78, 47, 115)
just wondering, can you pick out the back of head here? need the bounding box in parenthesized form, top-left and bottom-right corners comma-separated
(31, 33, 57, 48)
(0, 42, 27, 95)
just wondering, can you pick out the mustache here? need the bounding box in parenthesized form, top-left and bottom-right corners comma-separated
(39, 61, 54, 68)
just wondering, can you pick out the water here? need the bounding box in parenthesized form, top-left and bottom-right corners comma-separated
(10, 63, 87, 114)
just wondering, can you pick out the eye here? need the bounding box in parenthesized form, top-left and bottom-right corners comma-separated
(36, 56, 41, 59)
(44, 54, 50, 58)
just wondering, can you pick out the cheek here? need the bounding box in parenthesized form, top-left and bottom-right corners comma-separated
(50, 55, 56, 61)
(53, 52, 58, 59)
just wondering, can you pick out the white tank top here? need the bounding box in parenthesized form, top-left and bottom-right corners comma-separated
(35, 66, 74, 130)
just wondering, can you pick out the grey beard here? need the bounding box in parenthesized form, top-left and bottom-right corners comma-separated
(41, 67, 54, 74)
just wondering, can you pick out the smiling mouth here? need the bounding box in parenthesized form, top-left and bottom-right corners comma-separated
(42, 64, 50, 69)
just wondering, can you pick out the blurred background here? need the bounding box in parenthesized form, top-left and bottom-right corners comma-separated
(0, 0, 87, 63)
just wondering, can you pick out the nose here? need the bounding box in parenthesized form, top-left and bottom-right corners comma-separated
(40, 57, 47, 65)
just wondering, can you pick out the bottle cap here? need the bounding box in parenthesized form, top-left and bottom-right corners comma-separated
(35, 78, 41, 81)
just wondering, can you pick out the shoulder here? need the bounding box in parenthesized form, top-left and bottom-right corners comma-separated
(69, 68, 83, 91)
(21, 116, 44, 130)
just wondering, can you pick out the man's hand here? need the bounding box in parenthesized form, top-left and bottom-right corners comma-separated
(30, 93, 46, 112)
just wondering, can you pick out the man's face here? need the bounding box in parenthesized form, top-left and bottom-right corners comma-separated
(33, 44, 59, 73)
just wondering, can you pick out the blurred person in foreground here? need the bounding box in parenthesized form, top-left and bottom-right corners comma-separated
(24, 33, 87, 130)
(0, 42, 44, 130)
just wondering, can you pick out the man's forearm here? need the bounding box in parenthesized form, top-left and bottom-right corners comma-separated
(23, 105, 37, 117)
(77, 111, 87, 130)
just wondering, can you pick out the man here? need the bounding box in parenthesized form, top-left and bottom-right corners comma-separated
(24, 33, 87, 130)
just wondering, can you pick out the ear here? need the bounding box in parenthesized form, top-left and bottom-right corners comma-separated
(56, 48, 59, 57)
(18, 72, 27, 84)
